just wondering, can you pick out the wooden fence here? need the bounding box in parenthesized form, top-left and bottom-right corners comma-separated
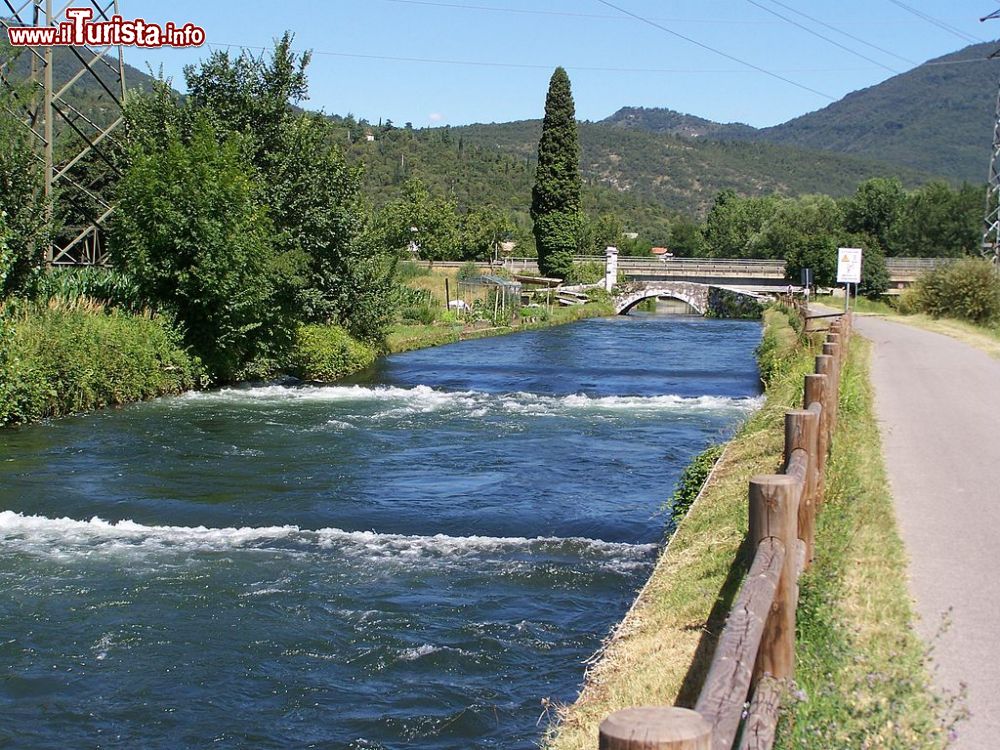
(598, 313, 853, 750)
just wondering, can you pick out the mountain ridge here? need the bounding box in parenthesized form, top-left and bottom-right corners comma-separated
(601, 40, 1000, 183)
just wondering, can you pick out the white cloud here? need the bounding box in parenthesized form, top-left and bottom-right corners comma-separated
(428, 112, 444, 123)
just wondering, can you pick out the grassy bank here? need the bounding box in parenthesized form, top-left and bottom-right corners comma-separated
(387, 301, 613, 354)
(813, 293, 895, 315)
(0, 300, 202, 426)
(543, 309, 949, 749)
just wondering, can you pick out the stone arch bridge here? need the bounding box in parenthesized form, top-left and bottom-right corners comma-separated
(613, 281, 767, 316)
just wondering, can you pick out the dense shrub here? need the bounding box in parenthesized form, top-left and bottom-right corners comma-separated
(113, 118, 288, 381)
(0, 106, 50, 298)
(756, 308, 800, 386)
(564, 260, 604, 284)
(286, 324, 377, 382)
(399, 303, 439, 325)
(0, 301, 202, 426)
(909, 257, 1000, 324)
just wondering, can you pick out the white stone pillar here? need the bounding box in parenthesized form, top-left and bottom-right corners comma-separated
(605, 246, 619, 293)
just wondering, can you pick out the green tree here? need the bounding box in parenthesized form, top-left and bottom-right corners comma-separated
(900, 181, 980, 258)
(703, 190, 778, 258)
(578, 213, 624, 256)
(668, 217, 706, 257)
(842, 178, 906, 256)
(752, 195, 842, 285)
(0, 96, 50, 297)
(129, 35, 396, 343)
(785, 235, 839, 289)
(112, 118, 284, 381)
(377, 178, 461, 260)
(531, 67, 581, 279)
(857, 240, 890, 298)
(462, 205, 513, 261)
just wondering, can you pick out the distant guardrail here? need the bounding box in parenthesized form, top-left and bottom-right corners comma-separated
(421, 257, 957, 284)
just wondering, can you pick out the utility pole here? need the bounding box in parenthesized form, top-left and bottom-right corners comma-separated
(0, 1, 127, 266)
(980, 8, 1000, 264)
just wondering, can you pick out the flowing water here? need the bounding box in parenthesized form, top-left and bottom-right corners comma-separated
(0, 315, 762, 749)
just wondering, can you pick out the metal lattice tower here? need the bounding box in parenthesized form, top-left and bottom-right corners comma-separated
(981, 8, 1000, 264)
(1, 1, 126, 265)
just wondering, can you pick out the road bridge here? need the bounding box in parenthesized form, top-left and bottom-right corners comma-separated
(428, 257, 955, 293)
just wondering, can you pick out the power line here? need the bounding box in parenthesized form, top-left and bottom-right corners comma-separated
(381, 0, 974, 27)
(887, 0, 984, 44)
(746, 0, 901, 74)
(592, 0, 834, 100)
(764, 0, 917, 66)
(209, 42, 920, 75)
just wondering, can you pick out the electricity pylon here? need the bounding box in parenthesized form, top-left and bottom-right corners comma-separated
(981, 8, 1000, 263)
(0, 1, 126, 265)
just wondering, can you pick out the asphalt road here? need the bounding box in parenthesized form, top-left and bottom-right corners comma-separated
(856, 315, 1000, 748)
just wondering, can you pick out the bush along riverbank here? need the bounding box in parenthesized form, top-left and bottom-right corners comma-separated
(0, 299, 203, 426)
(543, 307, 952, 749)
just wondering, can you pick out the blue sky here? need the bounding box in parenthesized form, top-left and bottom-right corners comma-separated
(125, 0, 1000, 128)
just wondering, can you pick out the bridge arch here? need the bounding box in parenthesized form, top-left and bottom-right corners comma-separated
(615, 287, 706, 315)
(612, 281, 765, 316)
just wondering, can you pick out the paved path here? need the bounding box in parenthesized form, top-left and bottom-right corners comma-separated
(856, 315, 1000, 748)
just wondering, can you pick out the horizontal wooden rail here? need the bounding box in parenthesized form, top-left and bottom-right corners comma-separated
(804, 312, 843, 320)
(695, 538, 785, 750)
(599, 311, 852, 750)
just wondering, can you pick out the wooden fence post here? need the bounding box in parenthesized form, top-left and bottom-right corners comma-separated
(599, 707, 712, 750)
(784, 409, 818, 569)
(815, 355, 834, 443)
(803, 373, 828, 505)
(749, 475, 798, 680)
(819, 345, 839, 430)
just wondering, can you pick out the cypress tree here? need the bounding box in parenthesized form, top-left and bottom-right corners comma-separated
(531, 67, 581, 279)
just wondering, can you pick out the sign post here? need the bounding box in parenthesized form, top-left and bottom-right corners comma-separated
(836, 247, 862, 312)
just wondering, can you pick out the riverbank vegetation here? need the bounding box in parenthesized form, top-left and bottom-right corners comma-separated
(0, 299, 201, 426)
(0, 39, 622, 425)
(543, 307, 949, 749)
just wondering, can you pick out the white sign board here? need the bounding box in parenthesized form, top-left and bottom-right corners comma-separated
(837, 247, 863, 284)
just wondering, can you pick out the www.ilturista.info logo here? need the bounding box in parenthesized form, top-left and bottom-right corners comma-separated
(6, 7, 205, 48)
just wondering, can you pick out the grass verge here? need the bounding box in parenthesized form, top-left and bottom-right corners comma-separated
(775, 335, 959, 748)
(873, 313, 1000, 359)
(543, 309, 812, 750)
(812, 294, 895, 315)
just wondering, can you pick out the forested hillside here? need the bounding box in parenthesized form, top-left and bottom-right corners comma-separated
(333, 117, 932, 242)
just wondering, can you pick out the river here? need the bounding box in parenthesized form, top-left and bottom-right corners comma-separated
(0, 315, 762, 749)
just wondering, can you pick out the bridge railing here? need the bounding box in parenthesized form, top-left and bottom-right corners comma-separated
(419, 257, 946, 284)
(598, 314, 853, 750)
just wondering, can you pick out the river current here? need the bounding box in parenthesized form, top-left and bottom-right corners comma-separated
(0, 315, 762, 749)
